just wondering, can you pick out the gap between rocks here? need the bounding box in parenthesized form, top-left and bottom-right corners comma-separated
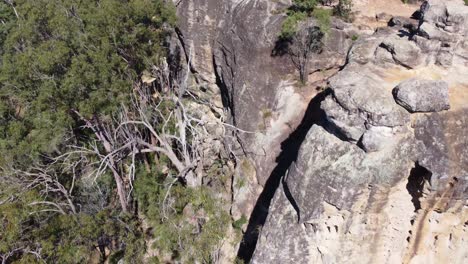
(236, 89, 331, 263)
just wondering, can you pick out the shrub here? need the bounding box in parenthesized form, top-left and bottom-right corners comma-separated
(134, 167, 231, 263)
(280, 11, 308, 39)
(335, 0, 353, 22)
(312, 8, 332, 34)
(292, 0, 319, 13)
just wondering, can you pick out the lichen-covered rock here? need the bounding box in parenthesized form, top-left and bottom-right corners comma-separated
(393, 78, 450, 113)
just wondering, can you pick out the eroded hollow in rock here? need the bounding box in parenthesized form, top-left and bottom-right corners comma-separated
(406, 163, 432, 211)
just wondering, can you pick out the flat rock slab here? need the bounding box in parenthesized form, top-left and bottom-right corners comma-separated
(393, 78, 450, 113)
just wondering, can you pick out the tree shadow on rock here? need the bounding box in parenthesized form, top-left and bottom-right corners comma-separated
(271, 37, 292, 57)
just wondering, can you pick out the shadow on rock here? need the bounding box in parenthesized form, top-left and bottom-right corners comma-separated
(271, 37, 292, 57)
(236, 89, 331, 262)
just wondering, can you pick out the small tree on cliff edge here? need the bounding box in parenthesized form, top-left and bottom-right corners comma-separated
(289, 25, 324, 84)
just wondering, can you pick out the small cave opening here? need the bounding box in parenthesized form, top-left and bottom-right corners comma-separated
(406, 163, 432, 212)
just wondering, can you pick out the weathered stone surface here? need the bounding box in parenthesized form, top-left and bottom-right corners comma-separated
(347, 36, 383, 64)
(389, 16, 419, 32)
(251, 123, 430, 263)
(178, 0, 356, 188)
(321, 95, 366, 141)
(381, 36, 424, 68)
(414, 110, 468, 195)
(178, 1, 468, 263)
(361, 126, 394, 152)
(419, 23, 458, 42)
(393, 78, 450, 113)
(422, 0, 468, 37)
(250, 181, 312, 264)
(322, 65, 410, 141)
(285, 125, 419, 222)
(405, 0, 468, 69)
(436, 48, 454, 66)
(252, 1, 468, 263)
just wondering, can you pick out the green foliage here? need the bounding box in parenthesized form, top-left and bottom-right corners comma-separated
(280, 11, 308, 39)
(279, 0, 332, 39)
(134, 168, 230, 263)
(0, 186, 144, 263)
(0, 0, 183, 262)
(352, 34, 359, 41)
(334, 0, 353, 22)
(465, 0, 468, 6)
(0, 0, 176, 168)
(312, 8, 332, 34)
(291, 0, 318, 13)
(232, 215, 248, 230)
(0, 1, 233, 263)
(279, 0, 317, 39)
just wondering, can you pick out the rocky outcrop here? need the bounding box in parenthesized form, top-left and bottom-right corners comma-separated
(393, 78, 450, 112)
(322, 64, 411, 142)
(175, 0, 359, 262)
(175, 0, 468, 263)
(252, 1, 468, 263)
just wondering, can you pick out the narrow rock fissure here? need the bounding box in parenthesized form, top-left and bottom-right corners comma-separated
(406, 162, 432, 212)
(212, 53, 235, 123)
(236, 89, 330, 262)
(282, 175, 301, 223)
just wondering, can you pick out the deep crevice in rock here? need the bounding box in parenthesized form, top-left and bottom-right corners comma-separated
(406, 162, 432, 211)
(282, 175, 301, 223)
(212, 54, 233, 115)
(236, 89, 331, 262)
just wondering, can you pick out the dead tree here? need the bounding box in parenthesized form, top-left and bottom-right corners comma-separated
(289, 25, 324, 84)
(66, 53, 211, 212)
(6, 162, 79, 215)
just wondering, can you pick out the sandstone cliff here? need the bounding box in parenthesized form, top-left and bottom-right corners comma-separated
(176, 0, 468, 263)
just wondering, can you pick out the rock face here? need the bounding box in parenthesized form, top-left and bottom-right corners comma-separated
(252, 1, 468, 263)
(176, 0, 358, 180)
(175, 0, 356, 262)
(393, 78, 450, 112)
(177, 0, 468, 263)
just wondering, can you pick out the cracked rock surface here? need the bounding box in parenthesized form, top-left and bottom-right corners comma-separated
(252, 1, 468, 263)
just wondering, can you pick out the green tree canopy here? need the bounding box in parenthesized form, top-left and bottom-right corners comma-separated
(0, 0, 176, 167)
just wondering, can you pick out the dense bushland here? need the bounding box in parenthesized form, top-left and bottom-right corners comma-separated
(0, 1, 232, 263)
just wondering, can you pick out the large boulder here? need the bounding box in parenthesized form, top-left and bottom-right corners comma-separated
(251, 124, 424, 263)
(393, 78, 450, 113)
(381, 36, 425, 68)
(285, 125, 420, 223)
(322, 65, 411, 141)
